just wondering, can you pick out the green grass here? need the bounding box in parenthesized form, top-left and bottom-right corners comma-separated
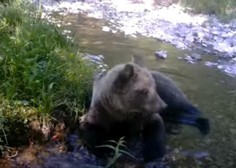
(179, 0, 236, 21)
(0, 0, 95, 148)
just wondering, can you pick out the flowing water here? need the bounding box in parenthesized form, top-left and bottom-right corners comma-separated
(7, 13, 236, 168)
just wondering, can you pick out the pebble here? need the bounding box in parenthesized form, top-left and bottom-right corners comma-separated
(102, 26, 110, 32)
(155, 50, 168, 59)
(178, 53, 202, 64)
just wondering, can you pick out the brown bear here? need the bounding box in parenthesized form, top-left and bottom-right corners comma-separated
(79, 62, 167, 163)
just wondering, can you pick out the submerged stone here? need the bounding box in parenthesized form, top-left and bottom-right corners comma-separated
(155, 50, 168, 59)
(178, 53, 202, 64)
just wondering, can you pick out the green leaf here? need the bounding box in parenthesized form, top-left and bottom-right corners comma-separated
(119, 149, 136, 159)
(96, 144, 116, 151)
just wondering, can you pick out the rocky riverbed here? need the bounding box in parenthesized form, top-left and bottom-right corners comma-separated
(36, 0, 236, 77)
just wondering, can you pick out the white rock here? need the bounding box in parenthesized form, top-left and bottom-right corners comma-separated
(102, 26, 111, 32)
(155, 50, 167, 59)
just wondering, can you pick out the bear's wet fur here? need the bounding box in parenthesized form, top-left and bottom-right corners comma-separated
(79, 62, 167, 162)
(132, 54, 210, 135)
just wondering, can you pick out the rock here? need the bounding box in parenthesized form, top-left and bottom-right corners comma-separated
(155, 50, 167, 59)
(191, 53, 202, 61)
(102, 26, 110, 32)
(185, 34, 194, 43)
(184, 55, 195, 64)
(111, 29, 117, 33)
(83, 54, 104, 63)
(178, 53, 202, 64)
(81, 53, 108, 79)
(205, 61, 218, 67)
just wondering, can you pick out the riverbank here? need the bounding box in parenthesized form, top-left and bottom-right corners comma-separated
(0, 0, 97, 157)
(38, 0, 236, 77)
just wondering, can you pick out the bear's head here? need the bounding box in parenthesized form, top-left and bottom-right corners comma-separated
(91, 63, 166, 120)
(114, 63, 166, 114)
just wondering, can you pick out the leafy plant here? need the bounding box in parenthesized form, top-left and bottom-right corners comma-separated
(97, 137, 136, 168)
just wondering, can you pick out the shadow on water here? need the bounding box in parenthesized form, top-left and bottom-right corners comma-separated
(5, 13, 236, 168)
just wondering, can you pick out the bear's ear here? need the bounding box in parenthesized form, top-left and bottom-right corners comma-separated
(113, 64, 134, 92)
(120, 64, 134, 79)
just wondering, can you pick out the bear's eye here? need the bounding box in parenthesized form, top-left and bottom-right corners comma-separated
(136, 89, 149, 96)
